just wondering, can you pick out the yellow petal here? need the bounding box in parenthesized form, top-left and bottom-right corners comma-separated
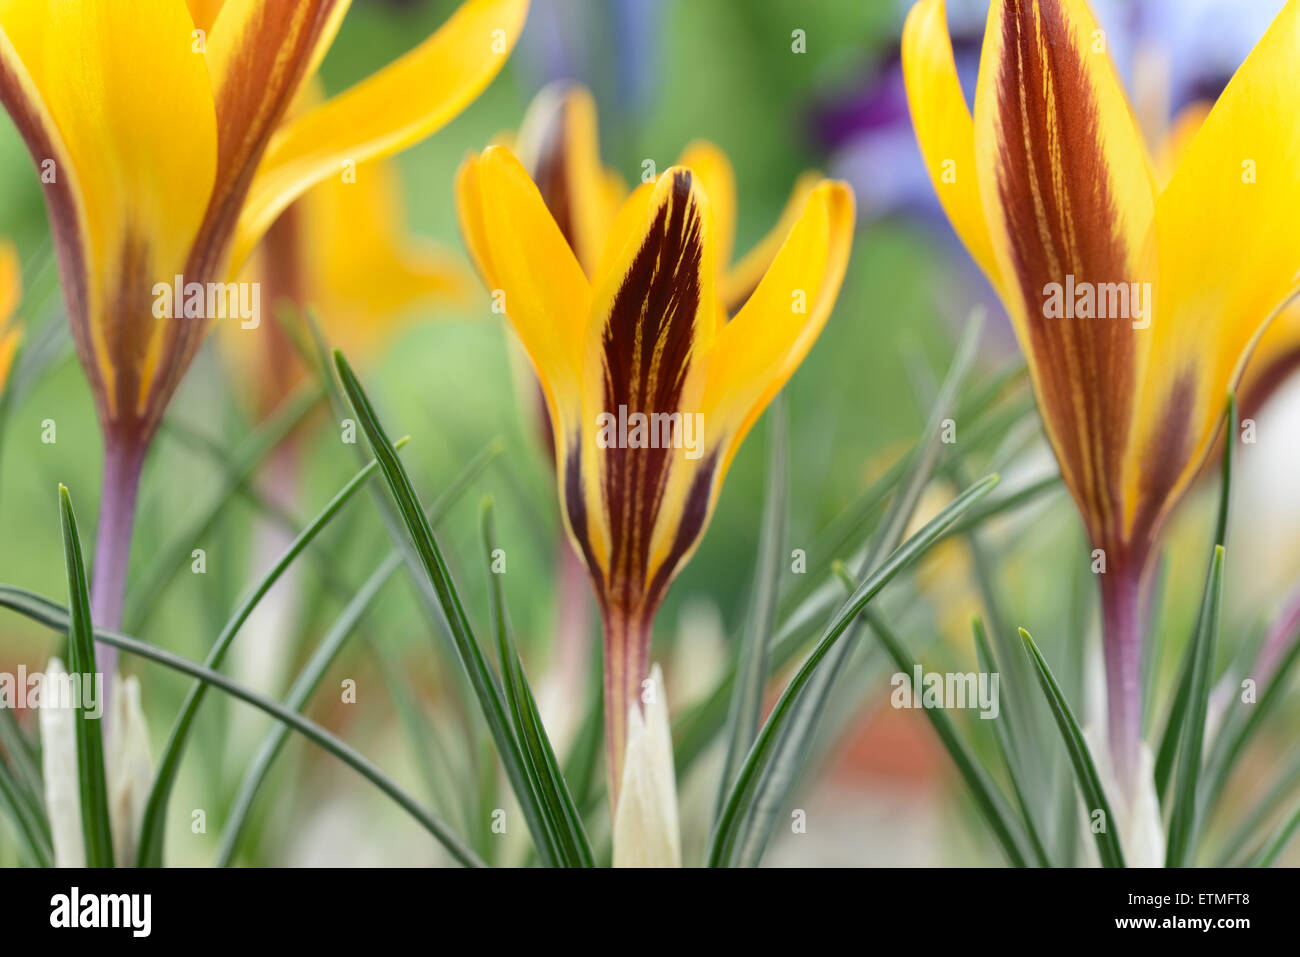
(4, 0, 219, 424)
(515, 83, 620, 275)
(232, 0, 529, 269)
(676, 140, 736, 272)
(0, 321, 20, 393)
(300, 158, 474, 356)
(720, 170, 822, 316)
(205, 1, 340, 191)
(1128, 0, 1300, 540)
(901, 0, 1000, 289)
(455, 145, 589, 440)
(0, 239, 19, 323)
(705, 180, 855, 480)
(1153, 99, 1211, 189)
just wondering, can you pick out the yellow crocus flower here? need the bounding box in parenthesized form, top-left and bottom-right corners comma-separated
(456, 143, 854, 802)
(903, 0, 1300, 790)
(0, 0, 528, 638)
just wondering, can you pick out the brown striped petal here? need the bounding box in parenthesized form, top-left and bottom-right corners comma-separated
(973, 0, 1158, 560)
(567, 167, 719, 795)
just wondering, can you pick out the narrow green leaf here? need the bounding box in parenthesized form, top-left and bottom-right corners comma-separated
(1166, 544, 1226, 867)
(1019, 627, 1125, 868)
(333, 350, 556, 864)
(124, 382, 324, 633)
(57, 485, 114, 867)
(0, 757, 52, 867)
(676, 357, 1032, 782)
(1215, 751, 1300, 864)
(1252, 798, 1300, 867)
(863, 607, 1028, 867)
(716, 400, 787, 815)
(707, 471, 999, 867)
(482, 500, 593, 867)
(971, 616, 1051, 866)
(137, 440, 406, 866)
(707, 311, 988, 865)
(1204, 631, 1300, 817)
(938, 474, 1061, 543)
(1155, 396, 1234, 803)
(214, 439, 500, 865)
(0, 584, 482, 867)
(0, 706, 44, 823)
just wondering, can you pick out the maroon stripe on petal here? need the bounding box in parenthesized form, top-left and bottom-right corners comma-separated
(0, 54, 99, 426)
(598, 170, 705, 618)
(992, 0, 1139, 549)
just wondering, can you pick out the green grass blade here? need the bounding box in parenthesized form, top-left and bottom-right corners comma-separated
(866, 607, 1028, 867)
(0, 584, 482, 867)
(971, 616, 1051, 866)
(482, 500, 594, 867)
(214, 439, 500, 865)
(1204, 632, 1300, 817)
(1019, 627, 1125, 868)
(0, 706, 44, 822)
(1252, 798, 1300, 867)
(715, 400, 787, 818)
(123, 382, 324, 633)
(706, 471, 999, 867)
(57, 485, 114, 867)
(1155, 396, 1235, 802)
(1165, 544, 1225, 867)
(137, 440, 405, 866)
(1214, 751, 1300, 864)
(674, 360, 1031, 783)
(0, 757, 52, 866)
(705, 311, 987, 866)
(1154, 645, 1195, 802)
(333, 350, 557, 864)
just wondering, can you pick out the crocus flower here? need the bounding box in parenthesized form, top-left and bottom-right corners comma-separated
(903, 0, 1300, 794)
(0, 240, 20, 394)
(0, 0, 528, 658)
(456, 144, 854, 802)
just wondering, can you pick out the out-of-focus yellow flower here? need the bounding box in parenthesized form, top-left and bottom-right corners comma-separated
(0, 240, 22, 393)
(903, 0, 1300, 789)
(228, 155, 475, 416)
(457, 144, 854, 802)
(0, 0, 526, 451)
